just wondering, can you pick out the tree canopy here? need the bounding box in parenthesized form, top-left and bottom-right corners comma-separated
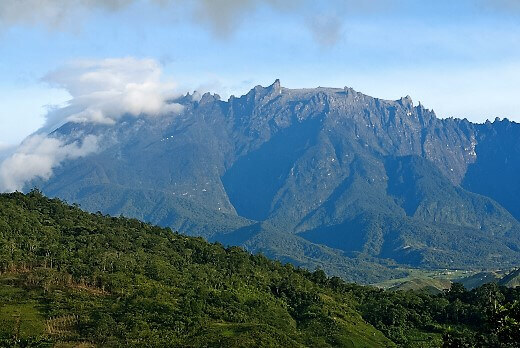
(0, 191, 518, 347)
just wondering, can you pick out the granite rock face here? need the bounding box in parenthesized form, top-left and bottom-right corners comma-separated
(36, 81, 520, 282)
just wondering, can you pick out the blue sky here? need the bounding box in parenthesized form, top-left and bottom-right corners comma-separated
(1, 0, 520, 147)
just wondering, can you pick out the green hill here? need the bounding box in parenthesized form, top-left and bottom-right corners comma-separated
(388, 278, 452, 294)
(0, 191, 391, 347)
(456, 272, 503, 290)
(0, 192, 519, 347)
(453, 269, 520, 290)
(499, 269, 520, 288)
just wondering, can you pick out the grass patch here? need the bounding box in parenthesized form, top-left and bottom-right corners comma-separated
(0, 302, 46, 339)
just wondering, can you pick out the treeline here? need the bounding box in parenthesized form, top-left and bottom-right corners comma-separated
(316, 277, 519, 347)
(0, 191, 518, 347)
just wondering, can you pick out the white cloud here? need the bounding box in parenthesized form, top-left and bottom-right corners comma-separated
(0, 134, 99, 192)
(0, 143, 15, 162)
(0, 57, 183, 192)
(0, 142, 10, 151)
(42, 57, 183, 131)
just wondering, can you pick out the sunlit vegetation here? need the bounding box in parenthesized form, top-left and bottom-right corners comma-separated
(0, 191, 518, 347)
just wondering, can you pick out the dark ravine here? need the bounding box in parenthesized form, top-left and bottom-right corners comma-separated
(33, 80, 520, 283)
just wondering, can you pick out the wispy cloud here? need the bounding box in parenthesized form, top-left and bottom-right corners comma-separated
(184, 0, 299, 37)
(480, 0, 520, 11)
(0, 56, 183, 192)
(0, 0, 293, 34)
(0, 142, 10, 151)
(306, 13, 343, 47)
(0, 0, 348, 46)
(0, 134, 99, 192)
(3, 0, 514, 49)
(0, 143, 15, 162)
(42, 57, 183, 131)
(0, 0, 134, 30)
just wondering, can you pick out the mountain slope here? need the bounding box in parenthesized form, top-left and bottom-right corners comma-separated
(30, 81, 520, 281)
(462, 119, 520, 221)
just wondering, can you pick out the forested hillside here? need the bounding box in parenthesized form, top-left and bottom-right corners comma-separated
(0, 192, 519, 347)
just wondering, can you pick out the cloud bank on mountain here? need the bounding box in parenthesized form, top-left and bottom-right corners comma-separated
(0, 57, 182, 192)
(41, 57, 183, 131)
(0, 134, 99, 192)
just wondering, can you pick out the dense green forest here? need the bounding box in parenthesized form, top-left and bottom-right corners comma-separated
(0, 191, 518, 347)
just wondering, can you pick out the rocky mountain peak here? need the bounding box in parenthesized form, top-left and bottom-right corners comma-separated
(269, 79, 282, 93)
(398, 95, 414, 109)
(33, 81, 520, 283)
(199, 92, 221, 104)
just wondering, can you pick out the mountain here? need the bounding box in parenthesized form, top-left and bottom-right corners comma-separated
(1, 192, 519, 347)
(30, 80, 520, 282)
